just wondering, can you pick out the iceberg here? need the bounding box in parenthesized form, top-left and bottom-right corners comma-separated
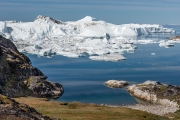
(159, 40, 174, 48)
(89, 54, 126, 61)
(0, 15, 176, 61)
(77, 16, 96, 22)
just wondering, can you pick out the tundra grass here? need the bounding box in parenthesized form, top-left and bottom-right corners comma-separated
(14, 97, 169, 120)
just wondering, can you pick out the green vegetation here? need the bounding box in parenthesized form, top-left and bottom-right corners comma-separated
(159, 86, 167, 92)
(15, 97, 169, 120)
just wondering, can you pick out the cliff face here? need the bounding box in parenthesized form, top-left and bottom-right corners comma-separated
(0, 35, 64, 98)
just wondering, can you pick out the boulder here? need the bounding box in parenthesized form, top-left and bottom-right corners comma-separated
(105, 80, 129, 88)
(24, 76, 64, 98)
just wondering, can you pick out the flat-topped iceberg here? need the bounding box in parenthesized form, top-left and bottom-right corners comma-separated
(0, 15, 176, 61)
(89, 54, 126, 61)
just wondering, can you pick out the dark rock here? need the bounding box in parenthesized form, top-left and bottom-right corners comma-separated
(152, 86, 160, 92)
(0, 35, 18, 52)
(0, 94, 60, 120)
(24, 76, 64, 98)
(0, 35, 64, 98)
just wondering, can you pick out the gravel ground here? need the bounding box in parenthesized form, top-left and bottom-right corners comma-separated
(123, 104, 179, 116)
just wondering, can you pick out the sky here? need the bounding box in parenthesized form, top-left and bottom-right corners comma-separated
(0, 0, 180, 24)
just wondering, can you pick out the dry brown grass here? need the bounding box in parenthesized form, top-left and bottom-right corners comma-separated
(14, 97, 168, 120)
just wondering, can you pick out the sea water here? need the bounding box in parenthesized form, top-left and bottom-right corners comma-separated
(27, 25, 180, 105)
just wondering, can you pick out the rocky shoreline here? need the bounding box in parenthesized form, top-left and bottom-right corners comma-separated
(0, 35, 64, 119)
(123, 80, 180, 116)
(104, 80, 180, 116)
(127, 81, 180, 107)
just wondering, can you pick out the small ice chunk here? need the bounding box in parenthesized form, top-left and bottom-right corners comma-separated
(151, 53, 156, 55)
(137, 40, 157, 44)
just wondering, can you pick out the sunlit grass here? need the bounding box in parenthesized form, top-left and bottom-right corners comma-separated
(14, 97, 169, 120)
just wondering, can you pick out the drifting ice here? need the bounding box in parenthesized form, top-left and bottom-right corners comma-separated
(0, 15, 176, 61)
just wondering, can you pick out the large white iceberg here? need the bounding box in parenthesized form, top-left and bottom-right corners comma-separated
(0, 15, 176, 61)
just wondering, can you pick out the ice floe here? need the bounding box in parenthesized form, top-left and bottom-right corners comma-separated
(0, 15, 177, 61)
(159, 40, 174, 48)
(89, 54, 126, 61)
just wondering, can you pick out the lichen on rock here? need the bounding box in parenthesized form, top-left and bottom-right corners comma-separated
(127, 80, 180, 107)
(24, 76, 64, 98)
(0, 35, 64, 98)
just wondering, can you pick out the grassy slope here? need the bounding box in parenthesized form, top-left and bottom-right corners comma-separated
(14, 97, 168, 120)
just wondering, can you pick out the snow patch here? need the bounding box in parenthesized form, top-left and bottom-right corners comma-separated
(78, 16, 96, 22)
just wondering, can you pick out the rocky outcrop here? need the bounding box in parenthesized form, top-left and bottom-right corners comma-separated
(0, 94, 59, 120)
(169, 36, 180, 40)
(0, 35, 64, 98)
(0, 35, 17, 51)
(105, 80, 129, 88)
(127, 80, 179, 107)
(24, 76, 63, 98)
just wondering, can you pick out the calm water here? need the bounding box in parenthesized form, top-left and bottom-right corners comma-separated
(27, 25, 180, 105)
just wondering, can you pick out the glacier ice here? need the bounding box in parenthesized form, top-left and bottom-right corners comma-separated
(159, 40, 174, 48)
(0, 15, 177, 61)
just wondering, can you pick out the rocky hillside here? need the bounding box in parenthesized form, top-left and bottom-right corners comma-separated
(0, 35, 64, 98)
(0, 94, 60, 120)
